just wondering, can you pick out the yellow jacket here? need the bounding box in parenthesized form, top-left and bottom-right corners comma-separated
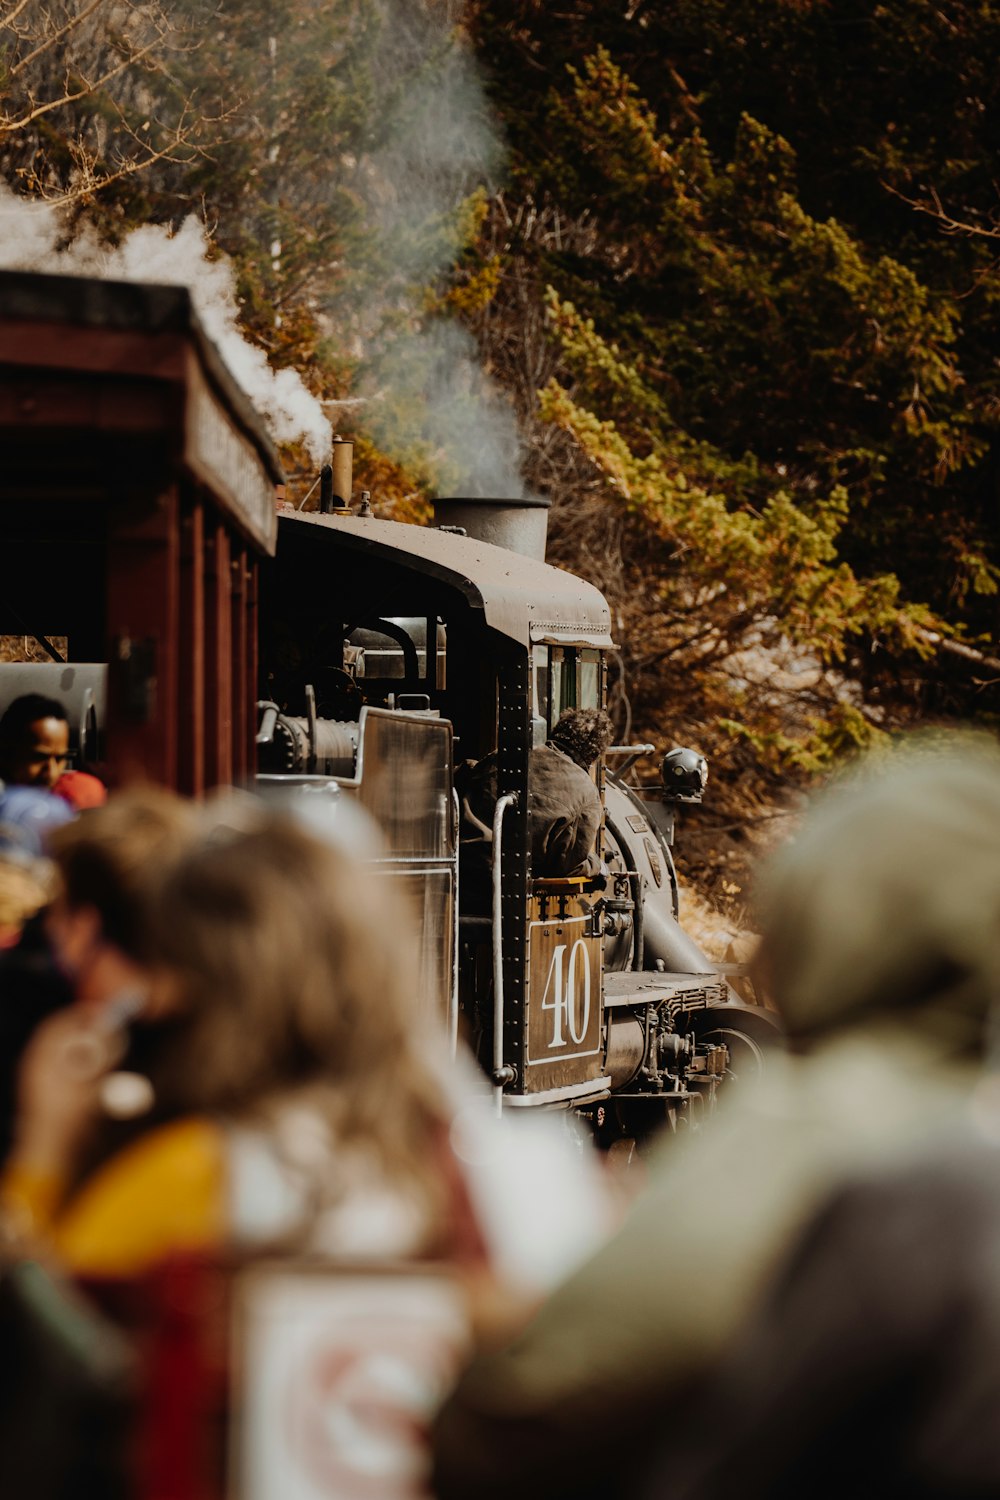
(3, 1117, 226, 1277)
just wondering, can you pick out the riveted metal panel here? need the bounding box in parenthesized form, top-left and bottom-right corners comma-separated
(495, 648, 530, 1088)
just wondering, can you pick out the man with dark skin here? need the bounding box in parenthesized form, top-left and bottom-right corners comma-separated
(0, 696, 76, 1167)
(0, 694, 70, 790)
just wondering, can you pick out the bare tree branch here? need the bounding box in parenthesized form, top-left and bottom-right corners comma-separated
(7, 0, 104, 83)
(0, 0, 221, 205)
(880, 177, 1000, 241)
(0, 0, 40, 32)
(917, 627, 1000, 676)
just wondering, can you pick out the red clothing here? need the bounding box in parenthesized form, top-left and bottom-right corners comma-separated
(53, 770, 108, 809)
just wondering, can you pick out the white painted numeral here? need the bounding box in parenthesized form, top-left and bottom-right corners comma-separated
(541, 939, 593, 1049)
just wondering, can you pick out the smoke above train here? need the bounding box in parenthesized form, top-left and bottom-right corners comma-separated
(0, 3, 531, 503)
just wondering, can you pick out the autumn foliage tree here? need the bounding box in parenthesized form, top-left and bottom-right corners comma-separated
(4, 0, 999, 907)
(457, 2, 1000, 900)
(0, 0, 492, 510)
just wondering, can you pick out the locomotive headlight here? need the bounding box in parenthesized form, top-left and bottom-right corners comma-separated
(660, 746, 709, 803)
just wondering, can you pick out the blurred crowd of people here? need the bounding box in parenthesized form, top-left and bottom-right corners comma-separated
(2, 684, 1000, 1499)
(0, 692, 613, 1499)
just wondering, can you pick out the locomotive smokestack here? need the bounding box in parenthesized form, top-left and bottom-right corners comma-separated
(432, 494, 551, 561)
(331, 435, 353, 507)
(320, 437, 353, 512)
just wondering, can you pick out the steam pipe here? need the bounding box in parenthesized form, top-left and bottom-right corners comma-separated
(256, 703, 279, 746)
(606, 743, 656, 777)
(318, 439, 353, 513)
(642, 901, 728, 979)
(492, 791, 518, 1116)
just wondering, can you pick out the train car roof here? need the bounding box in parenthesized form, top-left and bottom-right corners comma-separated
(277, 507, 615, 650)
(0, 268, 283, 554)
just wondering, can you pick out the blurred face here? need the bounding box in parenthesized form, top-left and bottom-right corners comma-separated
(141, 964, 188, 1020)
(45, 896, 101, 983)
(4, 716, 69, 788)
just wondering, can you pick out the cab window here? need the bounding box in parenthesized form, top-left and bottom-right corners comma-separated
(533, 646, 604, 735)
(578, 649, 601, 711)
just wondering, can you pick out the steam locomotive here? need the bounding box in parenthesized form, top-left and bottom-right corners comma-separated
(0, 267, 779, 1141)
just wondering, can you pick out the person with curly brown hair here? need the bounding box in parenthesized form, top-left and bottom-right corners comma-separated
(1, 793, 612, 1499)
(4, 793, 611, 1281)
(459, 706, 615, 883)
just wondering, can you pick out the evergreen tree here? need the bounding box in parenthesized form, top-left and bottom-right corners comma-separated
(461, 2, 1000, 901)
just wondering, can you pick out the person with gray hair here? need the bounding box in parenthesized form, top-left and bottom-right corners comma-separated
(633, 737, 1000, 1500)
(752, 738, 1000, 1052)
(431, 734, 1000, 1500)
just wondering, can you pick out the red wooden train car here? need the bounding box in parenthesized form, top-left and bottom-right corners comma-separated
(0, 269, 281, 792)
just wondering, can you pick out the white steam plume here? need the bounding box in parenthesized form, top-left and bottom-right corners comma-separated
(0, 186, 331, 463)
(341, 4, 532, 500)
(372, 321, 524, 497)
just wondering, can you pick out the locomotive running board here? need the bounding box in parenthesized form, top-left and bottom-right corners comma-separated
(504, 1076, 613, 1107)
(602, 971, 731, 1010)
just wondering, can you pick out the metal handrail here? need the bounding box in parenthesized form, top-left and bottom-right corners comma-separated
(605, 811, 644, 971)
(450, 788, 461, 1060)
(606, 742, 656, 777)
(492, 791, 518, 1116)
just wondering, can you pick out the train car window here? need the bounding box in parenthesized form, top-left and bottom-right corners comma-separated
(347, 618, 445, 691)
(578, 649, 601, 710)
(560, 648, 578, 715)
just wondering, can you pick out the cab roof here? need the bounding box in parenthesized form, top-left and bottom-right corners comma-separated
(278, 507, 614, 650)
